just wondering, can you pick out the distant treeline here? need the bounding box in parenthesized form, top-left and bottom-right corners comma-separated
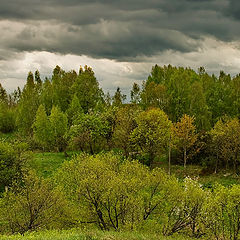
(1, 64, 240, 172)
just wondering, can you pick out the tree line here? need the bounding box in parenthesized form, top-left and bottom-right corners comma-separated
(1, 65, 240, 172)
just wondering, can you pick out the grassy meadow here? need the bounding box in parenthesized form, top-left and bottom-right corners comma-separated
(0, 229, 196, 240)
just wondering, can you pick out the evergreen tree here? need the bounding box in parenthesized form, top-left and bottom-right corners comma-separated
(49, 106, 68, 152)
(66, 94, 83, 125)
(130, 83, 141, 104)
(190, 82, 211, 131)
(71, 65, 103, 113)
(0, 83, 8, 103)
(33, 105, 52, 150)
(112, 87, 126, 107)
(16, 72, 40, 135)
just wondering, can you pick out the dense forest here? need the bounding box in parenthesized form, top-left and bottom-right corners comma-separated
(1, 64, 240, 239)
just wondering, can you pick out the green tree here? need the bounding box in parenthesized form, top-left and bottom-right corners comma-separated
(190, 82, 211, 131)
(0, 102, 15, 133)
(112, 87, 126, 107)
(113, 105, 141, 157)
(231, 74, 240, 118)
(0, 171, 68, 234)
(0, 83, 8, 103)
(71, 65, 103, 113)
(69, 112, 109, 154)
(16, 72, 40, 135)
(202, 184, 240, 240)
(174, 114, 197, 169)
(66, 94, 83, 126)
(49, 106, 68, 152)
(41, 78, 53, 115)
(211, 118, 240, 174)
(52, 67, 78, 112)
(162, 178, 206, 236)
(131, 108, 172, 166)
(32, 105, 52, 150)
(209, 119, 226, 173)
(0, 141, 29, 192)
(56, 152, 176, 231)
(140, 81, 168, 111)
(34, 70, 42, 85)
(224, 119, 240, 174)
(130, 82, 141, 104)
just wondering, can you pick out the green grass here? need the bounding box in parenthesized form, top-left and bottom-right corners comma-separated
(153, 157, 240, 187)
(0, 229, 196, 240)
(28, 152, 75, 177)
(0, 132, 17, 142)
(29, 151, 240, 187)
(151, 154, 240, 186)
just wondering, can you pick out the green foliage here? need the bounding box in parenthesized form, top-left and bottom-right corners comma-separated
(32, 105, 52, 150)
(130, 82, 141, 104)
(0, 140, 30, 192)
(56, 152, 180, 232)
(0, 171, 70, 235)
(68, 112, 109, 153)
(28, 152, 77, 178)
(162, 178, 206, 236)
(189, 82, 211, 131)
(131, 108, 172, 165)
(112, 87, 126, 107)
(140, 81, 168, 111)
(3, 64, 240, 239)
(51, 66, 77, 112)
(66, 94, 83, 125)
(174, 115, 197, 168)
(202, 184, 240, 240)
(0, 102, 15, 133)
(49, 106, 68, 151)
(32, 105, 68, 151)
(210, 118, 240, 174)
(71, 65, 103, 113)
(0, 83, 8, 103)
(16, 72, 40, 135)
(113, 105, 141, 157)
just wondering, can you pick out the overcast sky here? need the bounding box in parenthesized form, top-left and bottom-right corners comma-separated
(1, 0, 240, 95)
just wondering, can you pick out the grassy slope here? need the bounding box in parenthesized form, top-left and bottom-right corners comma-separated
(29, 151, 240, 187)
(28, 152, 80, 177)
(0, 229, 194, 240)
(28, 152, 69, 177)
(156, 160, 240, 187)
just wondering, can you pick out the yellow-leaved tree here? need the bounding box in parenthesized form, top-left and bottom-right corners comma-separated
(174, 114, 197, 169)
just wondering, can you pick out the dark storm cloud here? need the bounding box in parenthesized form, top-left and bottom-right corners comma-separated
(224, 0, 240, 20)
(0, 0, 238, 61)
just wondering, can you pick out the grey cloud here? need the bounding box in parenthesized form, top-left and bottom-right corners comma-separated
(0, 0, 239, 61)
(0, 20, 201, 61)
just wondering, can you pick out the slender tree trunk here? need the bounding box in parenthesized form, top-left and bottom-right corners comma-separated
(89, 142, 94, 155)
(124, 145, 129, 159)
(149, 151, 154, 167)
(234, 152, 237, 175)
(215, 152, 218, 174)
(184, 147, 187, 169)
(168, 135, 171, 175)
